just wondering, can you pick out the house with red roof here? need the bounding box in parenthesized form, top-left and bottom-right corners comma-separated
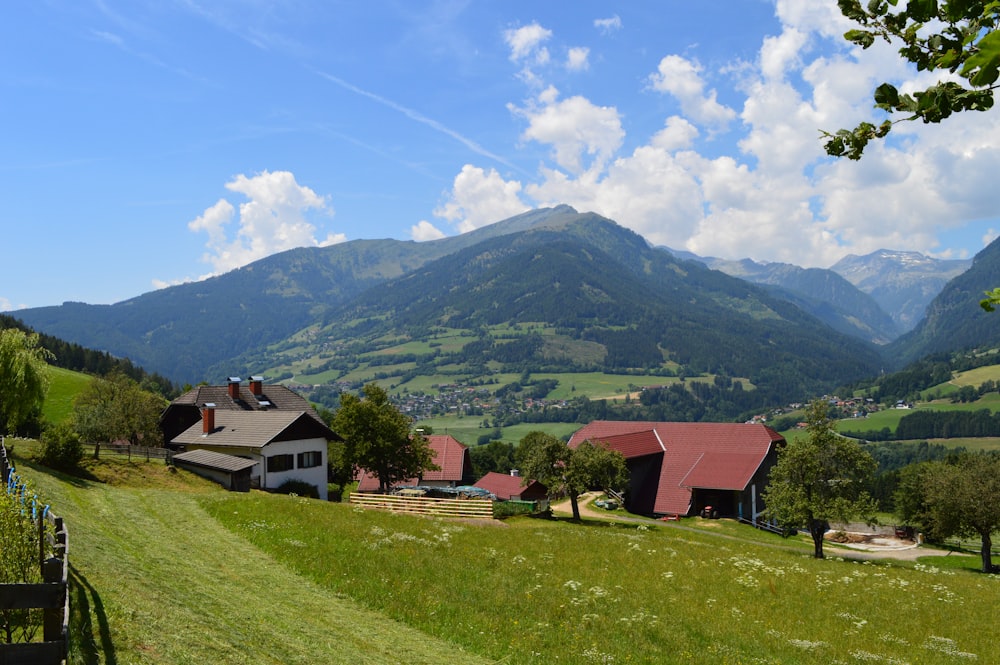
(474, 471, 548, 502)
(356, 434, 473, 492)
(568, 421, 784, 520)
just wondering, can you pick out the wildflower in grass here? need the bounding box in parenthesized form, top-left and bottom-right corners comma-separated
(660, 571, 674, 581)
(850, 649, 909, 663)
(788, 638, 826, 651)
(511, 554, 527, 565)
(924, 635, 978, 660)
(564, 579, 582, 591)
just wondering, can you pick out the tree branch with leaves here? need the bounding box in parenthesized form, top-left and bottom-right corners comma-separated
(824, 0, 1000, 160)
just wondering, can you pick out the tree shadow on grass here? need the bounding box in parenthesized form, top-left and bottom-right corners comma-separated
(69, 566, 117, 665)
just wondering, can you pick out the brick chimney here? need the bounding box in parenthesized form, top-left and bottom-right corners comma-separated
(227, 377, 241, 400)
(249, 375, 264, 397)
(202, 403, 216, 434)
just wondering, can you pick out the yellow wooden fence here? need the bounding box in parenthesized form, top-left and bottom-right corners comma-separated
(349, 493, 494, 519)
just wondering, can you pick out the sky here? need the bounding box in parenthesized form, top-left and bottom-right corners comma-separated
(4, 0, 1000, 312)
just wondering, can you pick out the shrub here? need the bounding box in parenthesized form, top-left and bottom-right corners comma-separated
(274, 479, 320, 499)
(37, 421, 83, 470)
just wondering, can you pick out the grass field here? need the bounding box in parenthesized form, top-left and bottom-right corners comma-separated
(41, 366, 93, 425)
(10, 448, 1000, 664)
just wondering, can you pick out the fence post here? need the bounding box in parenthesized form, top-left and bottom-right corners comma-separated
(41, 557, 65, 643)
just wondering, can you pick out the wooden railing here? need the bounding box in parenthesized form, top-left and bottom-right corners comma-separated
(1, 441, 70, 665)
(349, 492, 494, 519)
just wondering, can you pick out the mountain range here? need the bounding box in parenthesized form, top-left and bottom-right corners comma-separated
(10, 206, 1000, 406)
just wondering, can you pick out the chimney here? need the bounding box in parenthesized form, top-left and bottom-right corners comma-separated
(510, 469, 520, 477)
(227, 377, 241, 400)
(249, 375, 264, 396)
(202, 403, 216, 434)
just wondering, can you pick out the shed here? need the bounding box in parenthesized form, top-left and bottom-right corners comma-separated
(173, 449, 258, 492)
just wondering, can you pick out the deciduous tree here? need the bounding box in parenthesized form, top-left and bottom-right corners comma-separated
(895, 453, 1000, 572)
(516, 431, 628, 520)
(332, 383, 438, 492)
(0, 328, 51, 435)
(73, 372, 167, 446)
(762, 400, 878, 558)
(825, 0, 1000, 160)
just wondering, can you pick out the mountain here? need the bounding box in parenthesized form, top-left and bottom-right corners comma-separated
(223, 212, 883, 401)
(830, 249, 972, 333)
(885, 237, 1000, 367)
(14, 207, 882, 401)
(665, 252, 901, 344)
(13, 206, 587, 382)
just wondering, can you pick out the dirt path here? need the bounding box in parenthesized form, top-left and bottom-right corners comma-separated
(551, 493, 966, 562)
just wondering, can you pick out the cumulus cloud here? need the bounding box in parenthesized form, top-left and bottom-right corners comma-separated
(411, 220, 447, 241)
(504, 23, 551, 63)
(567, 46, 590, 71)
(594, 15, 622, 34)
(511, 86, 625, 175)
(188, 170, 344, 275)
(648, 55, 736, 129)
(434, 164, 529, 233)
(0, 296, 17, 312)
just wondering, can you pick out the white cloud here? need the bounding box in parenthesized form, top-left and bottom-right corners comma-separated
(188, 170, 343, 275)
(567, 46, 590, 71)
(411, 220, 447, 241)
(512, 87, 624, 175)
(594, 15, 622, 35)
(434, 164, 529, 232)
(504, 23, 552, 62)
(984, 229, 999, 247)
(0, 296, 17, 312)
(648, 55, 736, 129)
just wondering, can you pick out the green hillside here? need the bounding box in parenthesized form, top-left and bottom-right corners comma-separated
(13, 452, 996, 664)
(41, 366, 93, 425)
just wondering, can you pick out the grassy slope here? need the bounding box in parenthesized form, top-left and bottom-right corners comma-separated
(16, 454, 488, 665)
(13, 451, 997, 665)
(42, 366, 93, 425)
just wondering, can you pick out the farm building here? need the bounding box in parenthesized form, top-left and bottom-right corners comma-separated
(160, 376, 325, 445)
(356, 434, 473, 492)
(170, 404, 338, 500)
(568, 421, 784, 520)
(474, 471, 548, 502)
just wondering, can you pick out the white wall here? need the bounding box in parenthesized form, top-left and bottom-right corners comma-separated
(261, 437, 328, 500)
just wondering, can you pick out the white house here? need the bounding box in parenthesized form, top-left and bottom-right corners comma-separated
(170, 405, 336, 500)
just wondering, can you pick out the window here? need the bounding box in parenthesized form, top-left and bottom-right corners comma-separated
(267, 454, 294, 472)
(297, 451, 323, 468)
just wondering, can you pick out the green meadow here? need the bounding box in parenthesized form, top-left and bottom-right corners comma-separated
(11, 449, 999, 665)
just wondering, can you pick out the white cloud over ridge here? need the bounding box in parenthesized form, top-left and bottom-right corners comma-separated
(188, 170, 345, 276)
(434, 1, 1000, 267)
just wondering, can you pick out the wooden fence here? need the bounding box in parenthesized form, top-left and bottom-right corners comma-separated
(349, 492, 495, 519)
(88, 442, 171, 462)
(1, 441, 70, 665)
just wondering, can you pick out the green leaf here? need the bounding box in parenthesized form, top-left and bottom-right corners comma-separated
(961, 29, 1000, 85)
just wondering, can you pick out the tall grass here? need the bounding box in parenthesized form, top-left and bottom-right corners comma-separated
(203, 495, 999, 664)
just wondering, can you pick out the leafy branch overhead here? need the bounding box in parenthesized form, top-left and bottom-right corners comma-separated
(824, 0, 1000, 159)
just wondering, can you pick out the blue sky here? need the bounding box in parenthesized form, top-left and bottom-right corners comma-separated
(4, 1, 1000, 311)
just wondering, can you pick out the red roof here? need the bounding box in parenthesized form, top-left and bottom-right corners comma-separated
(357, 434, 471, 491)
(473, 472, 547, 501)
(569, 421, 783, 515)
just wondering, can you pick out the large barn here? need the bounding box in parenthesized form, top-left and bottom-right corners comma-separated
(568, 421, 784, 520)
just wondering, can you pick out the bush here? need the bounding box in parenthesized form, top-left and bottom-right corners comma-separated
(274, 479, 320, 499)
(37, 422, 83, 470)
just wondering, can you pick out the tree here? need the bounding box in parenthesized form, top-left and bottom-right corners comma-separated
(515, 431, 628, 520)
(332, 383, 438, 492)
(762, 400, 879, 558)
(824, 0, 1000, 160)
(73, 372, 167, 446)
(0, 328, 51, 435)
(895, 453, 1000, 572)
